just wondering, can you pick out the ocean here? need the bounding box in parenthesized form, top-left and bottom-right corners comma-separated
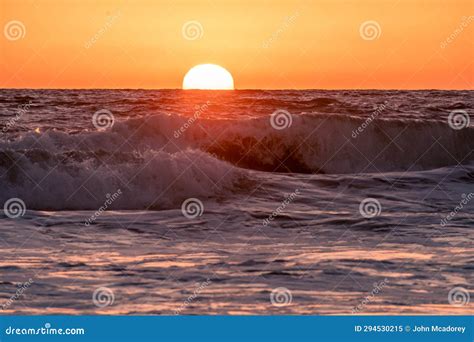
(0, 89, 472, 314)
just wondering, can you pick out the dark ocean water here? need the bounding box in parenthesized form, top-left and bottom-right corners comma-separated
(0, 89, 472, 314)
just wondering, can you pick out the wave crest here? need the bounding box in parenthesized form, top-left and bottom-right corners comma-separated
(162, 113, 473, 174)
(3, 113, 474, 174)
(0, 148, 245, 210)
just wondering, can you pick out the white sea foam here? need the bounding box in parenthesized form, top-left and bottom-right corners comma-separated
(0, 148, 244, 210)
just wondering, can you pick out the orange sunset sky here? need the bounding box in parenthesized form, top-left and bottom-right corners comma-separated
(0, 0, 473, 89)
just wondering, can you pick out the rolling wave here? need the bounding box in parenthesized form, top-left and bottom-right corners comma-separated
(2, 112, 473, 174)
(0, 113, 472, 209)
(0, 149, 246, 210)
(117, 113, 473, 173)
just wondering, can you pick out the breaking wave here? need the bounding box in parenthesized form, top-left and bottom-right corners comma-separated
(0, 148, 246, 210)
(1, 112, 472, 210)
(105, 113, 472, 173)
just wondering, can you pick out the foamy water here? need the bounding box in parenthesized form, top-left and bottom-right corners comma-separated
(0, 89, 472, 314)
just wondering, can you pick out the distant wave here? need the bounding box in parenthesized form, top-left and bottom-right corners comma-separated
(238, 96, 343, 108)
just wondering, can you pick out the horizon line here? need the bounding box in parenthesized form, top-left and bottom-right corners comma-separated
(0, 87, 472, 91)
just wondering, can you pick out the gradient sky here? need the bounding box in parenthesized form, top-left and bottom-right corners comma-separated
(0, 0, 472, 89)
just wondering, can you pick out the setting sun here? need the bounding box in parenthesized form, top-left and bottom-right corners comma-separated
(183, 64, 234, 90)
